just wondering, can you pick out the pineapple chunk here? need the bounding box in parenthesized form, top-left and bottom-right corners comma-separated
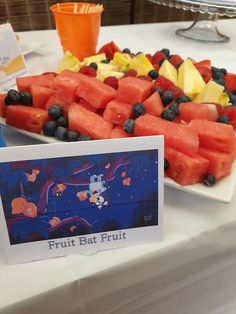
(112, 52, 131, 72)
(129, 54, 154, 75)
(97, 63, 119, 72)
(178, 59, 206, 98)
(83, 53, 106, 65)
(56, 51, 81, 73)
(193, 80, 227, 106)
(97, 70, 124, 81)
(159, 59, 178, 86)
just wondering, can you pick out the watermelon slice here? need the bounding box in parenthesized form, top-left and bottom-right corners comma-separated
(103, 99, 131, 126)
(31, 85, 55, 109)
(134, 114, 199, 156)
(76, 73, 117, 109)
(189, 119, 235, 154)
(117, 76, 153, 104)
(198, 147, 233, 179)
(16, 73, 55, 93)
(79, 98, 97, 112)
(68, 103, 113, 139)
(143, 91, 164, 116)
(179, 102, 219, 122)
(165, 146, 209, 185)
(53, 70, 80, 103)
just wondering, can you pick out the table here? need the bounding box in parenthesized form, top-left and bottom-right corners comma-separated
(1, 20, 236, 314)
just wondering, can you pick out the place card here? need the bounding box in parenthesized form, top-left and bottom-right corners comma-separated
(0, 23, 27, 92)
(0, 136, 163, 263)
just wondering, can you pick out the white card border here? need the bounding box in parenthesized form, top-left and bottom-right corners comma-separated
(0, 136, 164, 264)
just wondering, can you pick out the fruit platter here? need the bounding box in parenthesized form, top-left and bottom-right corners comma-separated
(1, 41, 236, 202)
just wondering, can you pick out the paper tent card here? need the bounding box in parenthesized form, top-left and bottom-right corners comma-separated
(0, 23, 27, 92)
(0, 137, 163, 263)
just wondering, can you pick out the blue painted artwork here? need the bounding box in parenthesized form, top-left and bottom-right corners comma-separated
(0, 149, 159, 245)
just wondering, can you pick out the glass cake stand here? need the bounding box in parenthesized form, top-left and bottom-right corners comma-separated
(148, 0, 236, 42)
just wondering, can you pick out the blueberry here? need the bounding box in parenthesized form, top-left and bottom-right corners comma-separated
(19, 91, 32, 106)
(57, 116, 68, 127)
(202, 173, 216, 187)
(123, 119, 135, 134)
(48, 104, 64, 119)
(132, 103, 146, 118)
(101, 59, 110, 64)
(136, 51, 143, 55)
(175, 95, 191, 104)
(55, 126, 67, 141)
(42, 121, 57, 137)
(212, 70, 224, 81)
(164, 159, 169, 171)
(161, 109, 176, 121)
(122, 48, 131, 54)
(217, 115, 230, 124)
(161, 48, 170, 57)
(4, 97, 12, 106)
(161, 91, 174, 106)
(148, 69, 159, 80)
(214, 78, 225, 87)
(67, 130, 80, 142)
(89, 62, 98, 71)
(168, 102, 180, 115)
(5, 89, 20, 105)
(228, 93, 236, 105)
(78, 134, 92, 141)
(220, 68, 227, 75)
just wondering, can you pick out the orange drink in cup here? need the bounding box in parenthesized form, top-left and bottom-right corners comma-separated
(50, 2, 103, 60)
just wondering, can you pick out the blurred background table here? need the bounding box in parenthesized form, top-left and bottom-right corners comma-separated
(1, 20, 236, 314)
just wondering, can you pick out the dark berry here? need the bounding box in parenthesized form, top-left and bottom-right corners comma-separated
(136, 51, 143, 55)
(57, 116, 68, 127)
(161, 109, 176, 121)
(132, 103, 146, 118)
(202, 173, 216, 187)
(55, 126, 67, 141)
(122, 48, 131, 54)
(89, 62, 98, 71)
(67, 130, 80, 142)
(214, 78, 225, 87)
(217, 115, 230, 124)
(175, 95, 191, 104)
(161, 48, 170, 57)
(48, 104, 64, 120)
(161, 91, 174, 106)
(42, 121, 57, 137)
(220, 68, 227, 75)
(164, 159, 169, 171)
(123, 119, 135, 134)
(5, 89, 20, 105)
(19, 91, 32, 106)
(155, 87, 163, 95)
(124, 69, 137, 77)
(4, 97, 12, 106)
(101, 59, 110, 64)
(228, 93, 236, 105)
(78, 134, 92, 141)
(148, 69, 159, 80)
(212, 70, 224, 81)
(168, 102, 180, 115)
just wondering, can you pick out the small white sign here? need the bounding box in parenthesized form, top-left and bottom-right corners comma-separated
(0, 136, 163, 264)
(0, 23, 27, 92)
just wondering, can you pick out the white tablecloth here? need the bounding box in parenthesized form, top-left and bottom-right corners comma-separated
(1, 20, 236, 314)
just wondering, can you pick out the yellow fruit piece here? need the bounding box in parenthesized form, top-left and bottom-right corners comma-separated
(56, 51, 81, 73)
(112, 52, 131, 72)
(97, 70, 124, 81)
(129, 53, 154, 76)
(178, 59, 206, 98)
(83, 53, 106, 65)
(193, 80, 225, 104)
(159, 59, 178, 86)
(97, 62, 118, 72)
(218, 92, 230, 107)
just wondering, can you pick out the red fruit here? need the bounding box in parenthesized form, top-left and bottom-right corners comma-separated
(103, 76, 119, 90)
(179, 102, 219, 122)
(6, 105, 48, 133)
(0, 93, 7, 117)
(31, 85, 55, 109)
(98, 41, 121, 60)
(223, 105, 236, 129)
(124, 70, 137, 77)
(137, 75, 153, 82)
(169, 54, 184, 69)
(225, 73, 236, 93)
(155, 76, 185, 99)
(16, 73, 55, 93)
(145, 53, 153, 63)
(153, 63, 160, 71)
(152, 51, 166, 65)
(79, 66, 97, 77)
(194, 60, 212, 83)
